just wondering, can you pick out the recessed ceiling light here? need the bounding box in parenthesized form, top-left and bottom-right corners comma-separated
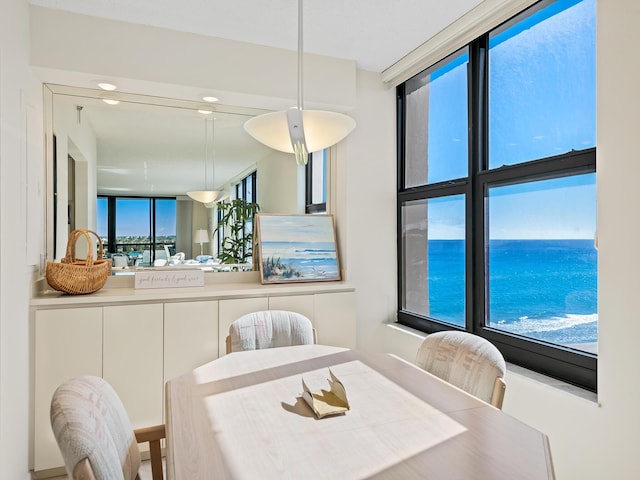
(103, 99, 120, 105)
(97, 82, 117, 91)
(202, 96, 219, 103)
(198, 109, 213, 115)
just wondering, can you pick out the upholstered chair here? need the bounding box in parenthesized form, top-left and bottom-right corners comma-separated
(416, 331, 507, 409)
(50, 375, 165, 480)
(226, 310, 317, 354)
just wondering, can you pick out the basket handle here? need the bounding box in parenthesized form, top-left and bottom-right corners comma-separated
(63, 230, 87, 263)
(85, 230, 105, 260)
(64, 229, 104, 266)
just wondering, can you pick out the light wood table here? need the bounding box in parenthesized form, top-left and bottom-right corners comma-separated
(165, 345, 554, 479)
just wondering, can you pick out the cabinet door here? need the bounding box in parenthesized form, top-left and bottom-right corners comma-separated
(314, 292, 357, 348)
(34, 307, 103, 471)
(218, 297, 268, 355)
(268, 295, 315, 323)
(164, 300, 219, 382)
(103, 304, 163, 430)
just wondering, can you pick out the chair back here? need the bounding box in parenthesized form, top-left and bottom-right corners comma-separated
(50, 375, 141, 480)
(228, 310, 316, 353)
(416, 331, 507, 408)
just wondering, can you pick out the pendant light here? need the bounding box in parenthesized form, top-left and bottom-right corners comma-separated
(244, 0, 356, 166)
(187, 117, 225, 205)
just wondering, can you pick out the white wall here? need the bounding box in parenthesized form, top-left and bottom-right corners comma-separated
(51, 94, 98, 258)
(257, 151, 302, 214)
(0, 0, 40, 479)
(29, 6, 357, 113)
(337, 69, 397, 348)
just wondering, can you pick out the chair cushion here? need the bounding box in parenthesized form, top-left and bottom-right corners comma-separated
(229, 310, 314, 352)
(416, 331, 506, 404)
(50, 375, 141, 480)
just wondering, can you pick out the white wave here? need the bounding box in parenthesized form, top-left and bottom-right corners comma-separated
(494, 313, 597, 334)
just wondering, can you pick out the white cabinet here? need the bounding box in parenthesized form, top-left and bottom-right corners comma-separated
(315, 292, 357, 348)
(268, 294, 315, 321)
(164, 300, 219, 381)
(103, 304, 164, 430)
(33, 307, 102, 471)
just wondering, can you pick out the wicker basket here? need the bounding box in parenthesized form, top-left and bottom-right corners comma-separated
(45, 229, 112, 294)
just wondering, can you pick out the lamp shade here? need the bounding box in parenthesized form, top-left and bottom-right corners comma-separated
(194, 229, 209, 244)
(244, 108, 356, 156)
(187, 190, 225, 204)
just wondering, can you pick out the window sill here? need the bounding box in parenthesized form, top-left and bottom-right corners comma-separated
(385, 323, 598, 404)
(506, 362, 598, 404)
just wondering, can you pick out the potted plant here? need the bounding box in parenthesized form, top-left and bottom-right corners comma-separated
(214, 198, 260, 265)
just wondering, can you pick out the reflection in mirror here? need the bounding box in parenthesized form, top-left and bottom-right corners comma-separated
(44, 84, 304, 272)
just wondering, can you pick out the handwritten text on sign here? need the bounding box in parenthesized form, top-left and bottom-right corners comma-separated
(134, 270, 205, 289)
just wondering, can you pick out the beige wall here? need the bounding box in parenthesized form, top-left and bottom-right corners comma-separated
(2, 1, 639, 478)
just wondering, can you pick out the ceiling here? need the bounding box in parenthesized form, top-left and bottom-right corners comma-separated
(50, 86, 273, 197)
(29, 0, 484, 73)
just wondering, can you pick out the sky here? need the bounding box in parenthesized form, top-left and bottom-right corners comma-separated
(419, 0, 596, 240)
(258, 215, 336, 244)
(97, 197, 176, 238)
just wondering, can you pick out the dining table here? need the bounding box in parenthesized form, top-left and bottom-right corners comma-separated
(165, 344, 555, 479)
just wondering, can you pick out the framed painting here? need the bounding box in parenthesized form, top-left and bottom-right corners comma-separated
(256, 214, 341, 284)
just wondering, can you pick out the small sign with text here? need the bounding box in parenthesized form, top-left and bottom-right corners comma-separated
(134, 269, 205, 289)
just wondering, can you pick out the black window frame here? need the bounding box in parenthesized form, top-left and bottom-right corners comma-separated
(396, 0, 597, 391)
(234, 170, 257, 204)
(305, 150, 327, 214)
(218, 170, 258, 255)
(98, 195, 177, 263)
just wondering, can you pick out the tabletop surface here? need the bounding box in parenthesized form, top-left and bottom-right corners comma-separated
(165, 345, 554, 480)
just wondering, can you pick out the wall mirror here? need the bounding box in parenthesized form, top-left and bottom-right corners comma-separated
(44, 84, 303, 273)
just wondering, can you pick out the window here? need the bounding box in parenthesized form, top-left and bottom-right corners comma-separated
(97, 196, 177, 266)
(397, 0, 596, 390)
(235, 170, 257, 204)
(306, 150, 327, 213)
(217, 170, 257, 257)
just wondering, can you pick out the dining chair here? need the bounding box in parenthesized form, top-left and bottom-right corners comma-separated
(226, 310, 317, 354)
(416, 331, 507, 409)
(50, 375, 165, 480)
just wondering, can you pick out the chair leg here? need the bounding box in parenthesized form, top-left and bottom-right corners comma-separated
(149, 438, 163, 480)
(491, 377, 507, 410)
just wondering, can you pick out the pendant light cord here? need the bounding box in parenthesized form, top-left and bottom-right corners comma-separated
(211, 117, 215, 190)
(297, 0, 304, 111)
(204, 118, 209, 190)
(203, 117, 216, 191)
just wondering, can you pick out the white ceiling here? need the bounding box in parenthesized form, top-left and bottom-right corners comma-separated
(29, 0, 483, 72)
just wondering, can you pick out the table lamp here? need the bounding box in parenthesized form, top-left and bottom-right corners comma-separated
(194, 229, 209, 255)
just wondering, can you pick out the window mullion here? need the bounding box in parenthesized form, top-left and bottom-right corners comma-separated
(469, 35, 489, 334)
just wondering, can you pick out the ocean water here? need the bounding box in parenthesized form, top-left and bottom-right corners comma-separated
(261, 241, 340, 280)
(427, 239, 598, 347)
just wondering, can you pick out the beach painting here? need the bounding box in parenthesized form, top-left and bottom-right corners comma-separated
(256, 214, 341, 284)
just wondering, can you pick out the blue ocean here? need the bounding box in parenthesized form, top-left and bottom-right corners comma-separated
(261, 241, 339, 279)
(427, 239, 597, 348)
